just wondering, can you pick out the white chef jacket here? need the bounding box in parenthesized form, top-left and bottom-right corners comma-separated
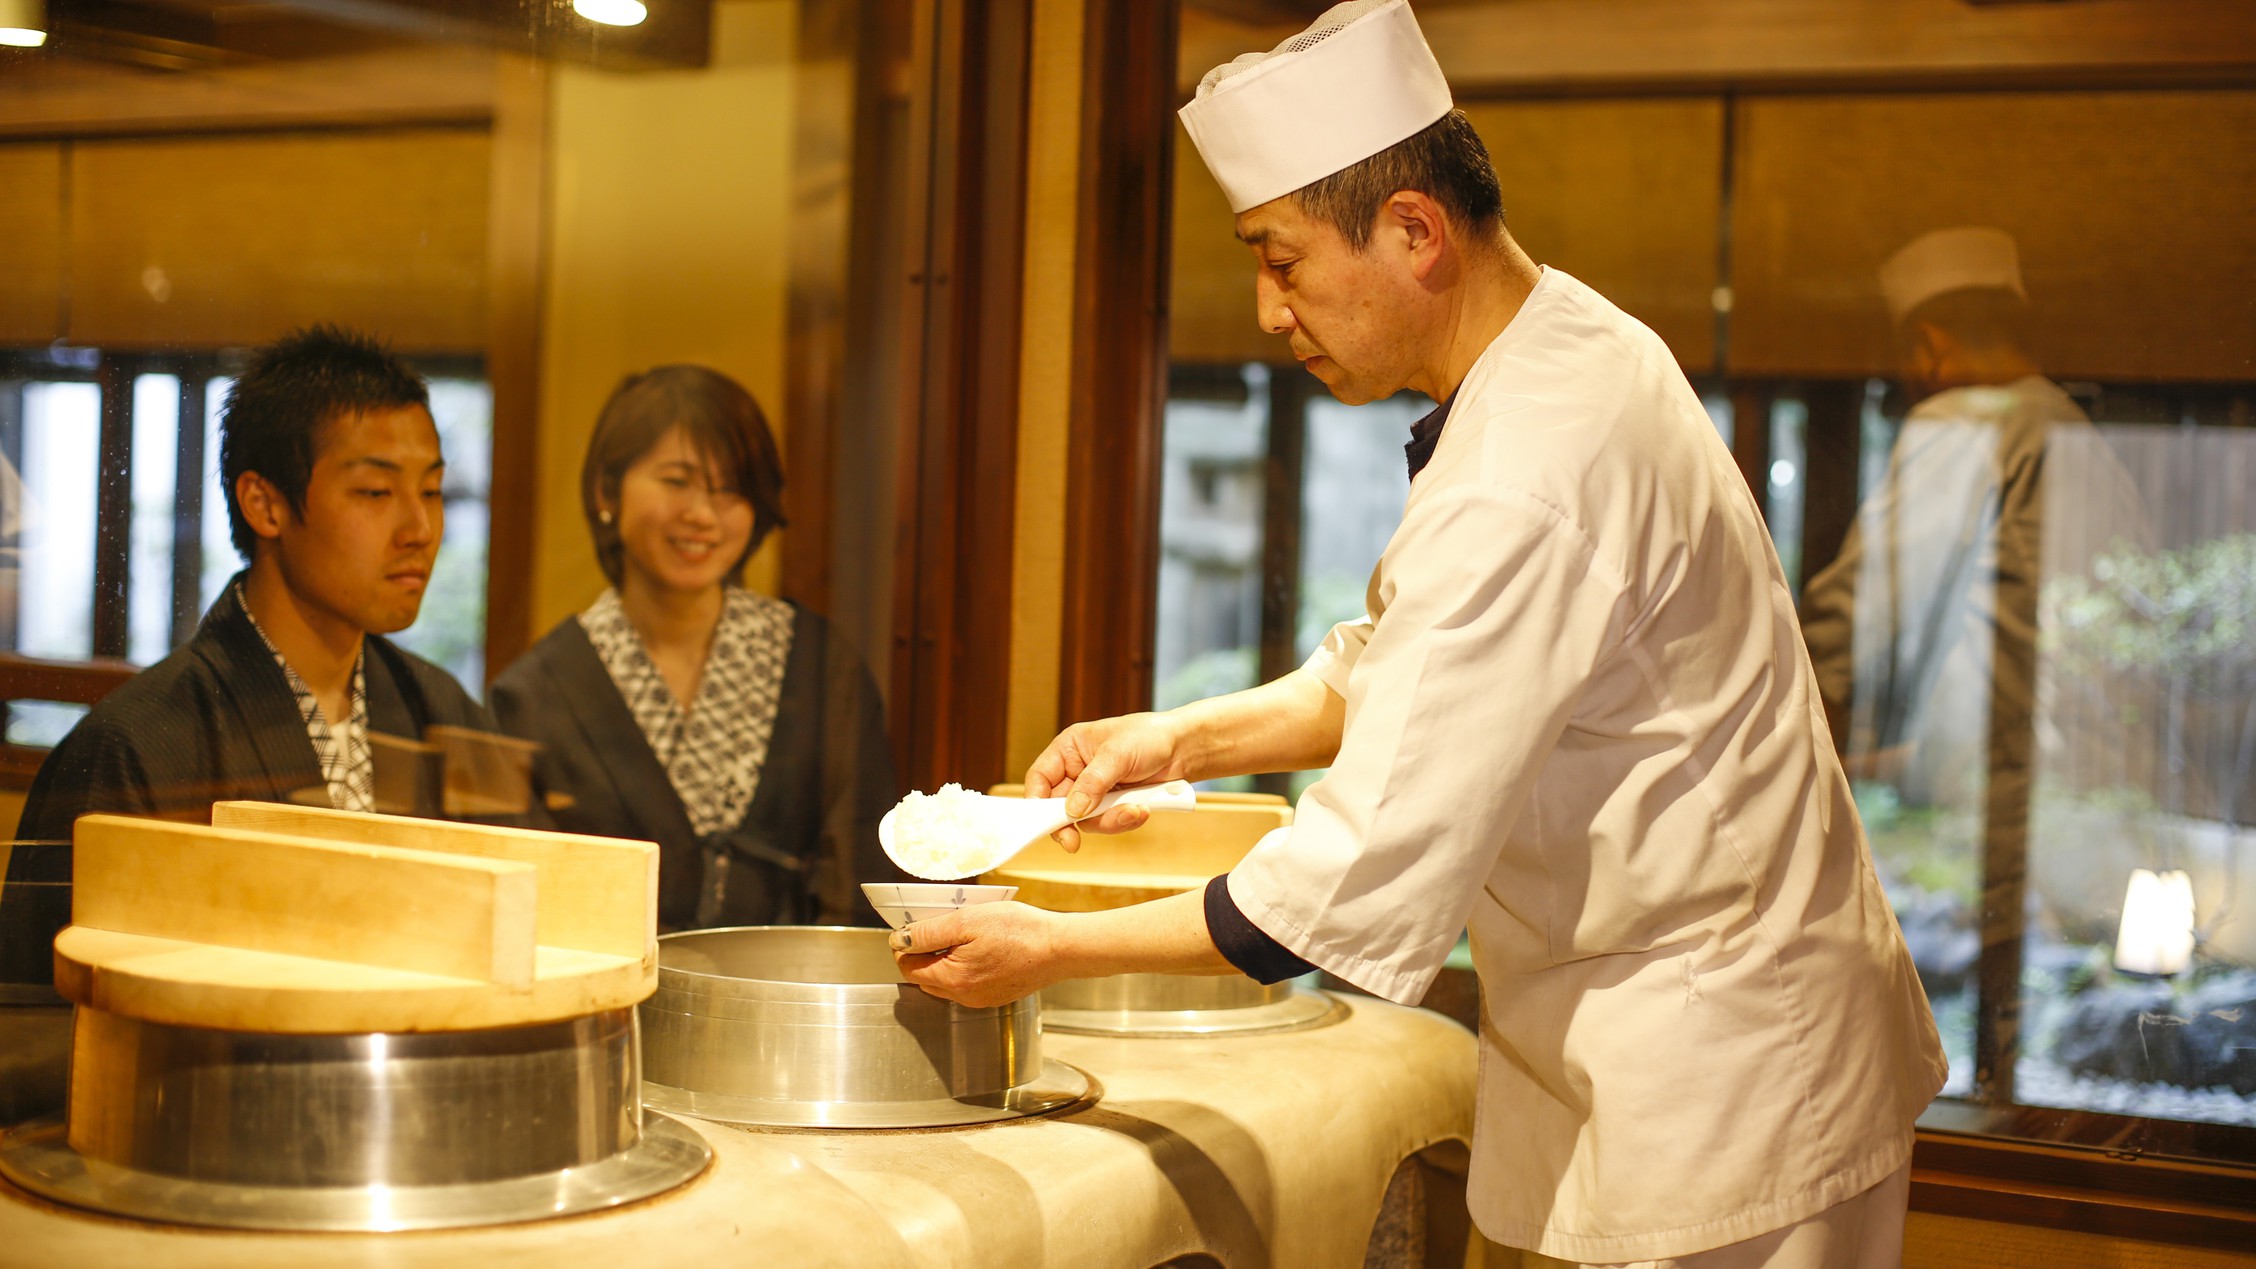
(1225, 268, 1948, 1262)
(1799, 376, 2151, 809)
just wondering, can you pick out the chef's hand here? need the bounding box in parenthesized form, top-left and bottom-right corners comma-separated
(1024, 711, 1188, 851)
(890, 902, 1070, 1008)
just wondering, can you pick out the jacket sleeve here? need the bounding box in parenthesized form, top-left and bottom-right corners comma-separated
(1225, 485, 1629, 1005)
(15, 718, 158, 847)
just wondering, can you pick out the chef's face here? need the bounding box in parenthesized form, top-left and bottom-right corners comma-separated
(1236, 196, 1422, 406)
(609, 425, 755, 598)
(245, 405, 445, 636)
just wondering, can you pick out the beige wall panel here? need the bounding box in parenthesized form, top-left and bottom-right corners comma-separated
(1007, 0, 1085, 775)
(1168, 120, 1280, 366)
(0, 144, 65, 346)
(1466, 98, 1722, 372)
(1731, 90, 2256, 381)
(66, 129, 489, 353)
(533, 0, 796, 634)
(1167, 98, 1723, 371)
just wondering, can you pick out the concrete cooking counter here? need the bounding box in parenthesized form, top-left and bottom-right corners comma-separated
(0, 993, 1476, 1268)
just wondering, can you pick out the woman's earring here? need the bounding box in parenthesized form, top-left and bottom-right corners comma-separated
(599, 509, 614, 525)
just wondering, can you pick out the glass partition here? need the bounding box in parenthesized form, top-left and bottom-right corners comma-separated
(1156, 0, 2256, 1168)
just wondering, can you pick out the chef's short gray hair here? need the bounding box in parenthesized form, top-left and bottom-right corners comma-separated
(1291, 109, 1505, 251)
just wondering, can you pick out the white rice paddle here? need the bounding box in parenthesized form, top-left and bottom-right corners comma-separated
(879, 780, 1198, 881)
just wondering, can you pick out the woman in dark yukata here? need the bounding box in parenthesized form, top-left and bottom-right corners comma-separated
(490, 366, 905, 931)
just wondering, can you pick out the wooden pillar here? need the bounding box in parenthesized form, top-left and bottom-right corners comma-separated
(170, 373, 207, 648)
(92, 359, 133, 661)
(1056, 0, 1177, 727)
(888, 0, 1034, 792)
(1797, 380, 1864, 586)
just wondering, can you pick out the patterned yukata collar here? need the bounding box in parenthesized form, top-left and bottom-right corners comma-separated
(578, 586, 795, 837)
(235, 585, 375, 813)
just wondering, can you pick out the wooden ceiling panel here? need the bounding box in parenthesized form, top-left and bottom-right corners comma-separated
(66, 128, 491, 352)
(1465, 97, 1722, 371)
(0, 145, 67, 346)
(1730, 90, 2256, 381)
(1166, 97, 1724, 371)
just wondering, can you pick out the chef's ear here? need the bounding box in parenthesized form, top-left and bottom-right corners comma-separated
(1384, 190, 1448, 281)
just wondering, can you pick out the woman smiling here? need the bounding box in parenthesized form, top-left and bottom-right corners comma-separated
(491, 365, 903, 930)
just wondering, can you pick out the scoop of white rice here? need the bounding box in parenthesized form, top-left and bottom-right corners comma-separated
(886, 783, 1005, 879)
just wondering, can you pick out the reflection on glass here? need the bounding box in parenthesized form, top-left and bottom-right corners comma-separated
(16, 382, 98, 661)
(390, 376, 493, 686)
(197, 377, 234, 616)
(1155, 365, 1268, 717)
(1799, 224, 2255, 1140)
(4, 701, 84, 749)
(1154, 364, 1419, 797)
(127, 373, 180, 666)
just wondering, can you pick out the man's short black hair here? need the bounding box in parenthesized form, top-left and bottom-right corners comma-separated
(1293, 109, 1506, 251)
(220, 324, 429, 561)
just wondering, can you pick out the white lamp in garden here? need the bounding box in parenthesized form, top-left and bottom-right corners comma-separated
(2113, 868, 2196, 977)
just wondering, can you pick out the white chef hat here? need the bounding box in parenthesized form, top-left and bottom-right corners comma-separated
(1178, 0, 1453, 214)
(1879, 226, 2027, 326)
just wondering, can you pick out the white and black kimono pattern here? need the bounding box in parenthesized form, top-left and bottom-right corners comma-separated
(577, 586, 794, 838)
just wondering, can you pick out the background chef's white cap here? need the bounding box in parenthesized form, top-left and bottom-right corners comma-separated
(1879, 226, 2027, 326)
(1179, 0, 1453, 214)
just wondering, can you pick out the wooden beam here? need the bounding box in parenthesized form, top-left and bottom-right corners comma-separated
(70, 813, 539, 989)
(169, 373, 208, 650)
(1796, 381, 1863, 589)
(777, 0, 860, 614)
(888, 0, 1033, 792)
(479, 53, 548, 685)
(1179, 0, 2256, 97)
(250, 0, 712, 71)
(1252, 366, 1310, 800)
(0, 653, 138, 707)
(91, 358, 132, 660)
(1058, 0, 1176, 726)
(0, 46, 502, 140)
(1729, 382, 1774, 521)
(1911, 1129, 2256, 1253)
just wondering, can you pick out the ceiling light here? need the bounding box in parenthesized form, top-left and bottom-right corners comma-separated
(0, 0, 47, 48)
(573, 0, 647, 27)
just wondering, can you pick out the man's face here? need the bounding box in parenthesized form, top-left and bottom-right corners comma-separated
(265, 405, 445, 636)
(1236, 197, 1420, 406)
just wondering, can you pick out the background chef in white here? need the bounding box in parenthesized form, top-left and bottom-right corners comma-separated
(889, 3, 1946, 1265)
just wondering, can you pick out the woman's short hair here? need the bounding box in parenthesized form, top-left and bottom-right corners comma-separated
(580, 365, 788, 588)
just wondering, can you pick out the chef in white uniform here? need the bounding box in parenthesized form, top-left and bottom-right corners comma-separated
(1800, 227, 2150, 804)
(890, 3, 1947, 1264)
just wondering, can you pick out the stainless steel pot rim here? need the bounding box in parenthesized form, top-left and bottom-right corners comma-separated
(0, 1112, 714, 1233)
(643, 1058, 1094, 1129)
(639, 996, 1036, 1026)
(657, 926, 995, 1009)
(1041, 987, 1347, 1038)
(656, 924, 878, 985)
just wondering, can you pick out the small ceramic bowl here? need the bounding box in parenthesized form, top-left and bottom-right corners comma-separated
(861, 882, 1018, 931)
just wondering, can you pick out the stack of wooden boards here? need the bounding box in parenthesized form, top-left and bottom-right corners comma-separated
(979, 787, 1291, 912)
(54, 803, 658, 1034)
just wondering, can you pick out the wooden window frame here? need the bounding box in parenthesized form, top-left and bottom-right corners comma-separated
(881, 0, 1034, 793)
